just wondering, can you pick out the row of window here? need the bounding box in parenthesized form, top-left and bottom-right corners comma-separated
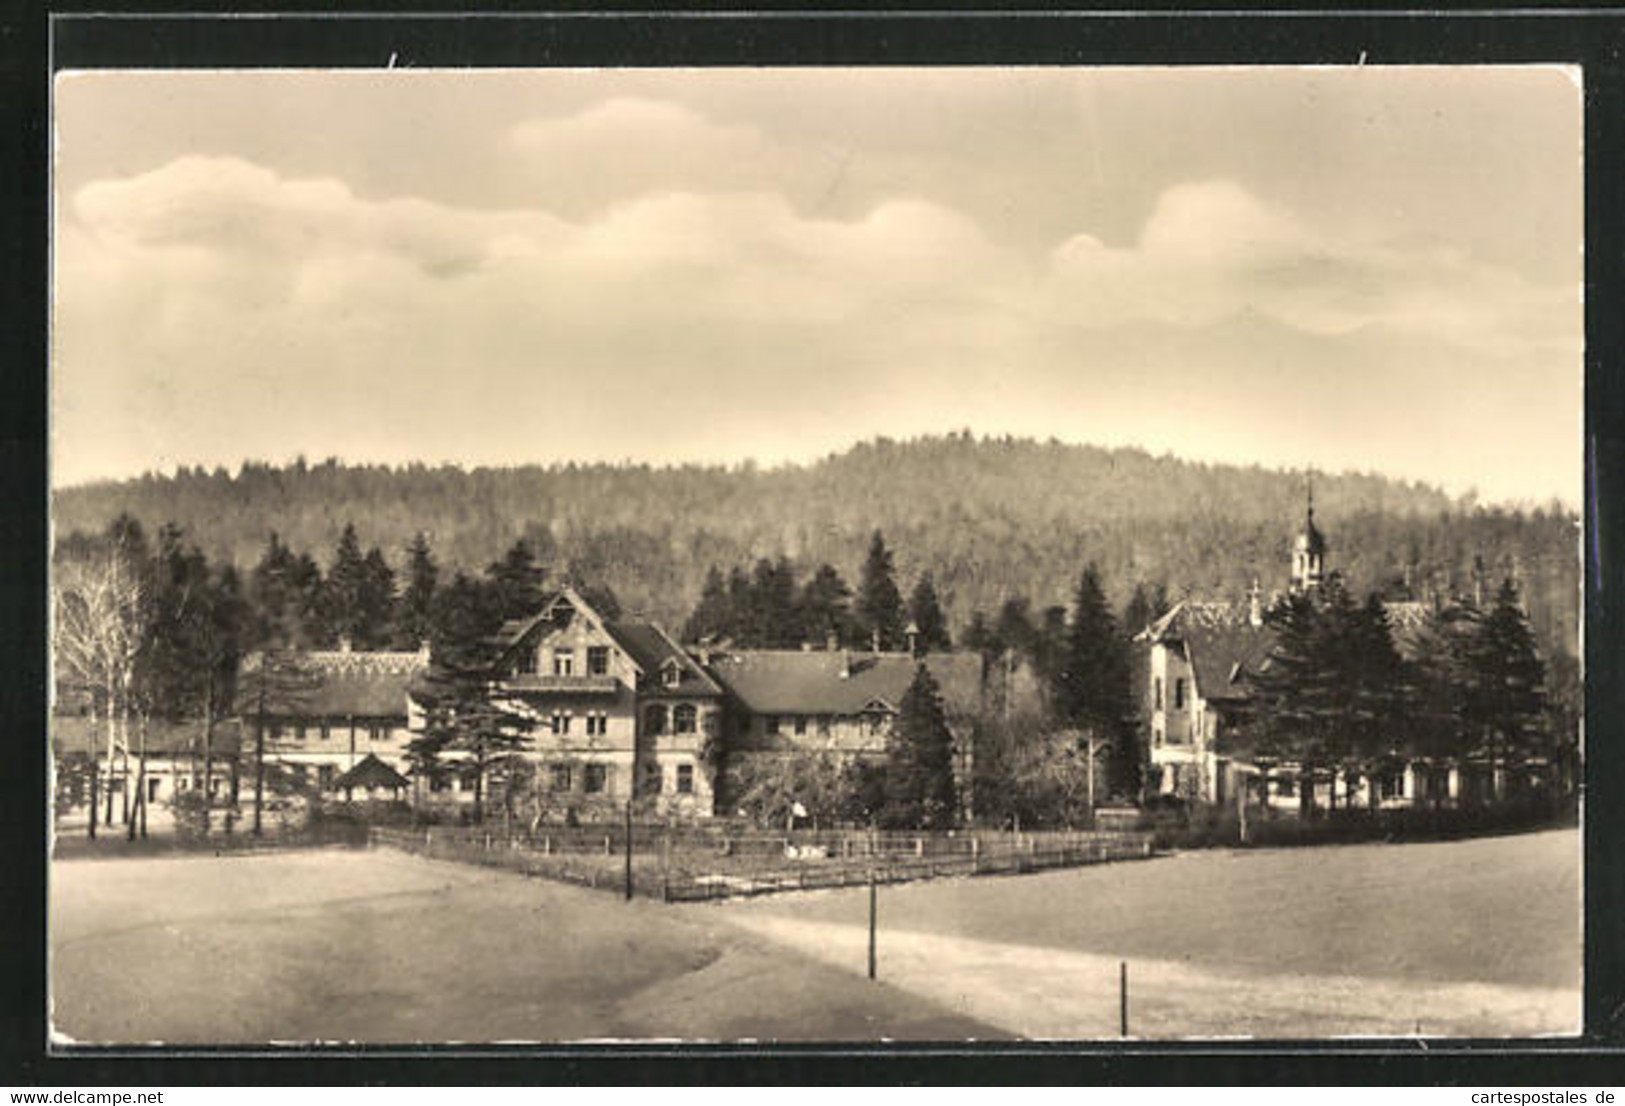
(269, 722, 392, 743)
(639, 761, 695, 795)
(548, 711, 610, 736)
(516, 645, 613, 678)
(1152, 676, 1187, 712)
(644, 703, 709, 736)
(764, 713, 889, 737)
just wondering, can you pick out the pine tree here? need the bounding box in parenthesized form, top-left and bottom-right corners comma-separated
(799, 563, 856, 647)
(1052, 564, 1139, 798)
(1461, 578, 1548, 796)
(357, 547, 397, 650)
(324, 522, 369, 646)
(487, 539, 547, 622)
(857, 530, 905, 651)
(883, 664, 959, 828)
(748, 556, 799, 647)
(908, 572, 952, 654)
(394, 533, 439, 650)
(683, 565, 731, 643)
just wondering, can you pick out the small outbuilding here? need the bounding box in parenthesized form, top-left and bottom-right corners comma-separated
(331, 753, 410, 801)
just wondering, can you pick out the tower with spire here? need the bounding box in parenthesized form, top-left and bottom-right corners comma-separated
(1290, 476, 1326, 593)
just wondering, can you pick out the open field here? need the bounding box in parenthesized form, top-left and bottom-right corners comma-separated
(50, 830, 1581, 1043)
(713, 829, 1583, 1038)
(50, 848, 998, 1044)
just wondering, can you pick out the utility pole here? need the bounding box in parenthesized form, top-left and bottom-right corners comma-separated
(867, 868, 878, 980)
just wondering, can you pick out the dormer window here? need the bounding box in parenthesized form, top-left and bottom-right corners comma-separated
(587, 646, 610, 676)
(516, 648, 537, 676)
(661, 660, 682, 688)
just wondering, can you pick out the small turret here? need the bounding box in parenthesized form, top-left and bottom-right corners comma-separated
(1290, 477, 1326, 593)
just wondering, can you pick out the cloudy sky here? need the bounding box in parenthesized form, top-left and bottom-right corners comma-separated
(53, 67, 1581, 504)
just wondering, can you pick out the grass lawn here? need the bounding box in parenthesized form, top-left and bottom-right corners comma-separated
(49, 847, 999, 1044)
(710, 829, 1582, 1039)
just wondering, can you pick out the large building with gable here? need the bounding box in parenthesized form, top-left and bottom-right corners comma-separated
(1136, 496, 1442, 810)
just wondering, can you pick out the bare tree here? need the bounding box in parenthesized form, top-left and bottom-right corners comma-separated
(53, 547, 146, 837)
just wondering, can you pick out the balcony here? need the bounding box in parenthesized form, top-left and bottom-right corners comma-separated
(498, 674, 621, 695)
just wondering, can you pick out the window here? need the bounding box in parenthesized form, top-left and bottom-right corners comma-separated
(1174, 678, 1186, 710)
(587, 646, 610, 676)
(148, 777, 161, 801)
(319, 724, 331, 742)
(269, 723, 284, 740)
(702, 711, 720, 738)
(645, 704, 668, 736)
(371, 723, 387, 742)
(553, 648, 574, 676)
(1276, 775, 1297, 798)
(295, 724, 307, 743)
(794, 715, 808, 736)
(641, 761, 663, 794)
(586, 713, 607, 736)
(550, 764, 572, 793)
(319, 764, 336, 790)
(674, 704, 698, 734)
(765, 715, 781, 735)
(1154, 677, 1164, 711)
(662, 661, 682, 688)
(431, 775, 450, 793)
(584, 763, 607, 794)
(676, 764, 694, 794)
(1153, 726, 1164, 748)
(517, 648, 537, 676)
(817, 715, 832, 737)
(551, 712, 571, 736)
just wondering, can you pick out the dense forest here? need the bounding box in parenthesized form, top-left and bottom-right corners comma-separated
(54, 434, 1581, 661)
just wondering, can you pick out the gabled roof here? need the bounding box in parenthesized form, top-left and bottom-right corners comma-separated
(1147, 595, 1441, 704)
(491, 586, 602, 652)
(703, 649, 984, 717)
(606, 620, 724, 696)
(332, 752, 410, 792)
(240, 648, 428, 718)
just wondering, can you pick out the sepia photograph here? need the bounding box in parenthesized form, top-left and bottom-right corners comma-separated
(47, 63, 1583, 1046)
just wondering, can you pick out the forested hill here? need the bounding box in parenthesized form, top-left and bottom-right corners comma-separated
(52, 434, 1579, 657)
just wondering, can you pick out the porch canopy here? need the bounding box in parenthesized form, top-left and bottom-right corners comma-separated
(332, 753, 410, 795)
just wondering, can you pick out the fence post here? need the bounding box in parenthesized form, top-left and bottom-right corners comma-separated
(914, 836, 924, 858)
(868, 869, 877, 980)
(1120, 961, 1129, 1037)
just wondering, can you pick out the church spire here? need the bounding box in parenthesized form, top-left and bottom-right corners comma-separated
(1291, 474, 1326, 593)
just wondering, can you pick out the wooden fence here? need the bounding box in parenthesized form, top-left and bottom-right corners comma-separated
(369, 823, 1156, 902)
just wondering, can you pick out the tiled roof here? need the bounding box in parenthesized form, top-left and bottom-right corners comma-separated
(1149, 595, 1440, 703)
(704, 649, 985, 717)
(240, 648, 427, 719)
(605, 620, 724, 696)
(51, 714, 244, 757)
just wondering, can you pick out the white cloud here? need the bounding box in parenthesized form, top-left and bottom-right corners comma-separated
(1046, 178, 1577, 355)
(53, 156, 1578, 503)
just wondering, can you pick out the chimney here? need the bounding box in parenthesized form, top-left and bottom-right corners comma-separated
(906, 620, 921, 658)
(870, 627, 881, 654)
(800, 641, 814, 652)
(1248, 577, 1263, 628)
(825, 630, 840, 652)
(418, 639, 432, 662)
(339, 636, 352, 654)
(840, 650, 854, 679)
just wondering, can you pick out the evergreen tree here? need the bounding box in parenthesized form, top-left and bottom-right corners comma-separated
(683, 565, 732, 643)
(961, 610, 996, 657)
(907, 572, 952, 654)
(882, 664, 959, 828)
(323, 523, 369, 646)
(1052, 564, 1139, 798)
(357, 547, 397, 650)
(414, 613, 533, 824)
(394, 533, 439, 650)
(725, 565, 753, 643)
(1460, 578, 1548, 794)
(487, 538, 547, 622)
(430, 571, 504, 661)
(994, 596, 1037, 659)
(799, 563, 856, 647)
(857, 530, 905, 651)
(748, 556, 799, 647)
